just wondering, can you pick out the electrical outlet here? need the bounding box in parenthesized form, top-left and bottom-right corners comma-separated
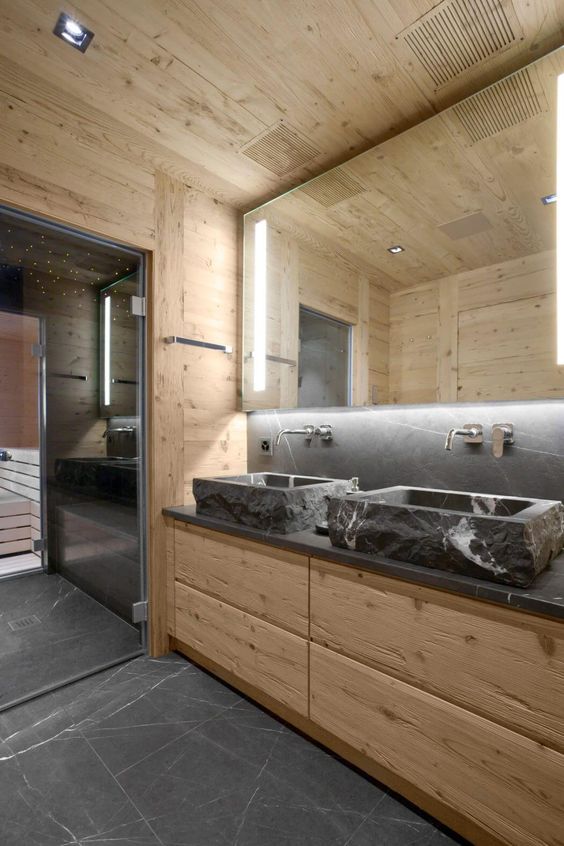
(259, 436, 273, 455)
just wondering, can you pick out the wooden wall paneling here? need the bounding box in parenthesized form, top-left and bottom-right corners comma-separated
(353, 276, 370, 405)
(149, 171, 185, 655)
(310, 644, 564, 846)
(368, 282, 390, 404)
(389, 284, 439, 403)
(182, 189, 247, 505)
(458, 293, 564, 401)
(278, 236, 299, 408)
(389, 250, 562, 403)
(437, 278, 459, 402)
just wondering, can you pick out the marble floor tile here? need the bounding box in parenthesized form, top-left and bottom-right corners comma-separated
(0, 654, 469, 846)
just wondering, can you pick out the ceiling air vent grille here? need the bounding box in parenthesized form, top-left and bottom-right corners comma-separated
(240, 123, 320, 176)
(399, 0, 521, 89)
(451, 66, 547, 143)
(298, 169, 366, 207)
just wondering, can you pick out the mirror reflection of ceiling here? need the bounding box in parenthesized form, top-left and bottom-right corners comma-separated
(0, 211, 139, 290)
(249, 48, 563, 292)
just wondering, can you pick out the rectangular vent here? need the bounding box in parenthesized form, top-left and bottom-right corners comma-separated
(399, 0, 521, 89)
(451, 67, 547, 143)
(8, 615, 41, 631)
(298, 169, 367, 207)
(241, 123, 320, 176)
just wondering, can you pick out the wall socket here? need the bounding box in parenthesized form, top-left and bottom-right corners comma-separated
(259, 436, 273, 455)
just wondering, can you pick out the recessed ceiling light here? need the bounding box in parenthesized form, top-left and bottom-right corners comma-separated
(53, 12, 94, 52)
(541, 193, 557, 205)
(387, 245, 405, 254)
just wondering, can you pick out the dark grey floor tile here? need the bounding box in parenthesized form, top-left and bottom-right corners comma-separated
(0, 653, 469, 846)
(0, 573, 141, 711)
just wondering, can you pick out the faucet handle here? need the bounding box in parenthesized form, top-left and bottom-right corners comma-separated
(492, 423, 514, 459)
(315, 424, 333, 441)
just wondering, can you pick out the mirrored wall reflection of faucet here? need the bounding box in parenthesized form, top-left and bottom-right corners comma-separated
(444, 424, 483, 451)
(274, 424, 333, 447)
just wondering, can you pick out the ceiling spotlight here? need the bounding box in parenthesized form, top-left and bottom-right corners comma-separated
(541, 193, 557, 205)
(387, 245, 405, 254)
(53, 12, 94, 52)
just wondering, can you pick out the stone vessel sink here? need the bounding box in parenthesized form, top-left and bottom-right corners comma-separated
(193, 472, 350, 534)
(328, 486, 564, 587)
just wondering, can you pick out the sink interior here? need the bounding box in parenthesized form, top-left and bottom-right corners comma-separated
(364, 487, 534, 517)
(211, 473, 336, 489)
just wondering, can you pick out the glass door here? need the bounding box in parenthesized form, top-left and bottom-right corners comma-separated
(0, 309, 44, 578)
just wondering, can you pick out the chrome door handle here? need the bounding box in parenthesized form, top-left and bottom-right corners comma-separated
(0, 449, 13, 462)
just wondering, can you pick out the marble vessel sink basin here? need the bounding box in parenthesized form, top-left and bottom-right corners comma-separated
(193, 472, 350, 533)
(328, 485, 564, 587)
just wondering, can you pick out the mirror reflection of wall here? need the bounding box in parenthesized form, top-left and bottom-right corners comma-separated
(242, 47, 563, 410)
(298, 307, 351, 407)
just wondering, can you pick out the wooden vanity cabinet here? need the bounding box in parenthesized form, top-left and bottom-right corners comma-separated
(170, 522, 309, 715)
(168, 521, 564, 846)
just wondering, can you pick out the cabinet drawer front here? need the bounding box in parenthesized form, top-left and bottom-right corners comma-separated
(311, 558, 564, 751)
(175, 582, 308, 716)
(175, 523, 308, 636)
(310, 644, 564, 846)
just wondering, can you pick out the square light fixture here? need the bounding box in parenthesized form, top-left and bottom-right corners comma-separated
(387, 245, 405, 254)
(53, 12, 94, 52)
(541, 193, 557, 205)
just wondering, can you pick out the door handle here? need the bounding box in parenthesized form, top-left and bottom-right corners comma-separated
(0, 449, 13, 462)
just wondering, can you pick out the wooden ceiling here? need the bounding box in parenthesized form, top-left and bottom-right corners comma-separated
(0, 0, 562, 208)
(249, 48, 564, 290)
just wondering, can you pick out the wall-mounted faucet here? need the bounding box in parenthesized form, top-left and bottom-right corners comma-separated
(444, 423, 483, 451)
(491, 423, 514, 459)
(274, 423, 333, 447)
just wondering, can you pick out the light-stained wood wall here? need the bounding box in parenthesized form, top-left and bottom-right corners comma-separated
(0, 87, 246, 653)
(0, 314, 39, 448)
(389, 250, 562, 403)
(243, 218, 390, 409)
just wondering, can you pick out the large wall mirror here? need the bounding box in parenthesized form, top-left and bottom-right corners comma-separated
(242, 47, 563, 410)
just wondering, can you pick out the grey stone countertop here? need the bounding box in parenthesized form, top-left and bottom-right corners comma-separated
(163, 505, 564, 621)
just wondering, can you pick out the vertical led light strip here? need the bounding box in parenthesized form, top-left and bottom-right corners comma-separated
(103, 294, 111, 406)
(253, 219, 267, 391)
(557, 73, 564, 364)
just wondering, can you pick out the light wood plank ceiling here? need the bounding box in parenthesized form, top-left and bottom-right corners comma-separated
(0, 0, 562, 208)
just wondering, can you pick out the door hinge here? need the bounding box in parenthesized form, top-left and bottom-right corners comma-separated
(31, 343, 46, 358)
(130, 295, 146, 317)
(131, 600, 148, 623)
(32, 537, 46, 552)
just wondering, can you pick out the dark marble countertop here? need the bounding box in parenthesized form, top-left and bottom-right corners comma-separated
(163, 505, 564, 621)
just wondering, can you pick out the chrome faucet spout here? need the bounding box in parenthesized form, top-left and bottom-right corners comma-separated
(274, 425, 315, 447)
(444, 424, 483, 451)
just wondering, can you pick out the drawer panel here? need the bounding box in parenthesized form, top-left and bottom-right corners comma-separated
(310, 644, 564, 846)
(175, 581, 308, 716)
(311, 558, 564, 751)
(175, 523, 308, 636)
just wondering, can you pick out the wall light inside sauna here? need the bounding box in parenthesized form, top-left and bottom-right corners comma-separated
(253, 219, 267, 392)
(558, 74, 564, 365)
(103, 295, 111, 406)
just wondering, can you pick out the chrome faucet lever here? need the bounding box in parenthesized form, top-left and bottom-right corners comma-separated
(444, 423, 483, 451)
(491, 423, 514, 459)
